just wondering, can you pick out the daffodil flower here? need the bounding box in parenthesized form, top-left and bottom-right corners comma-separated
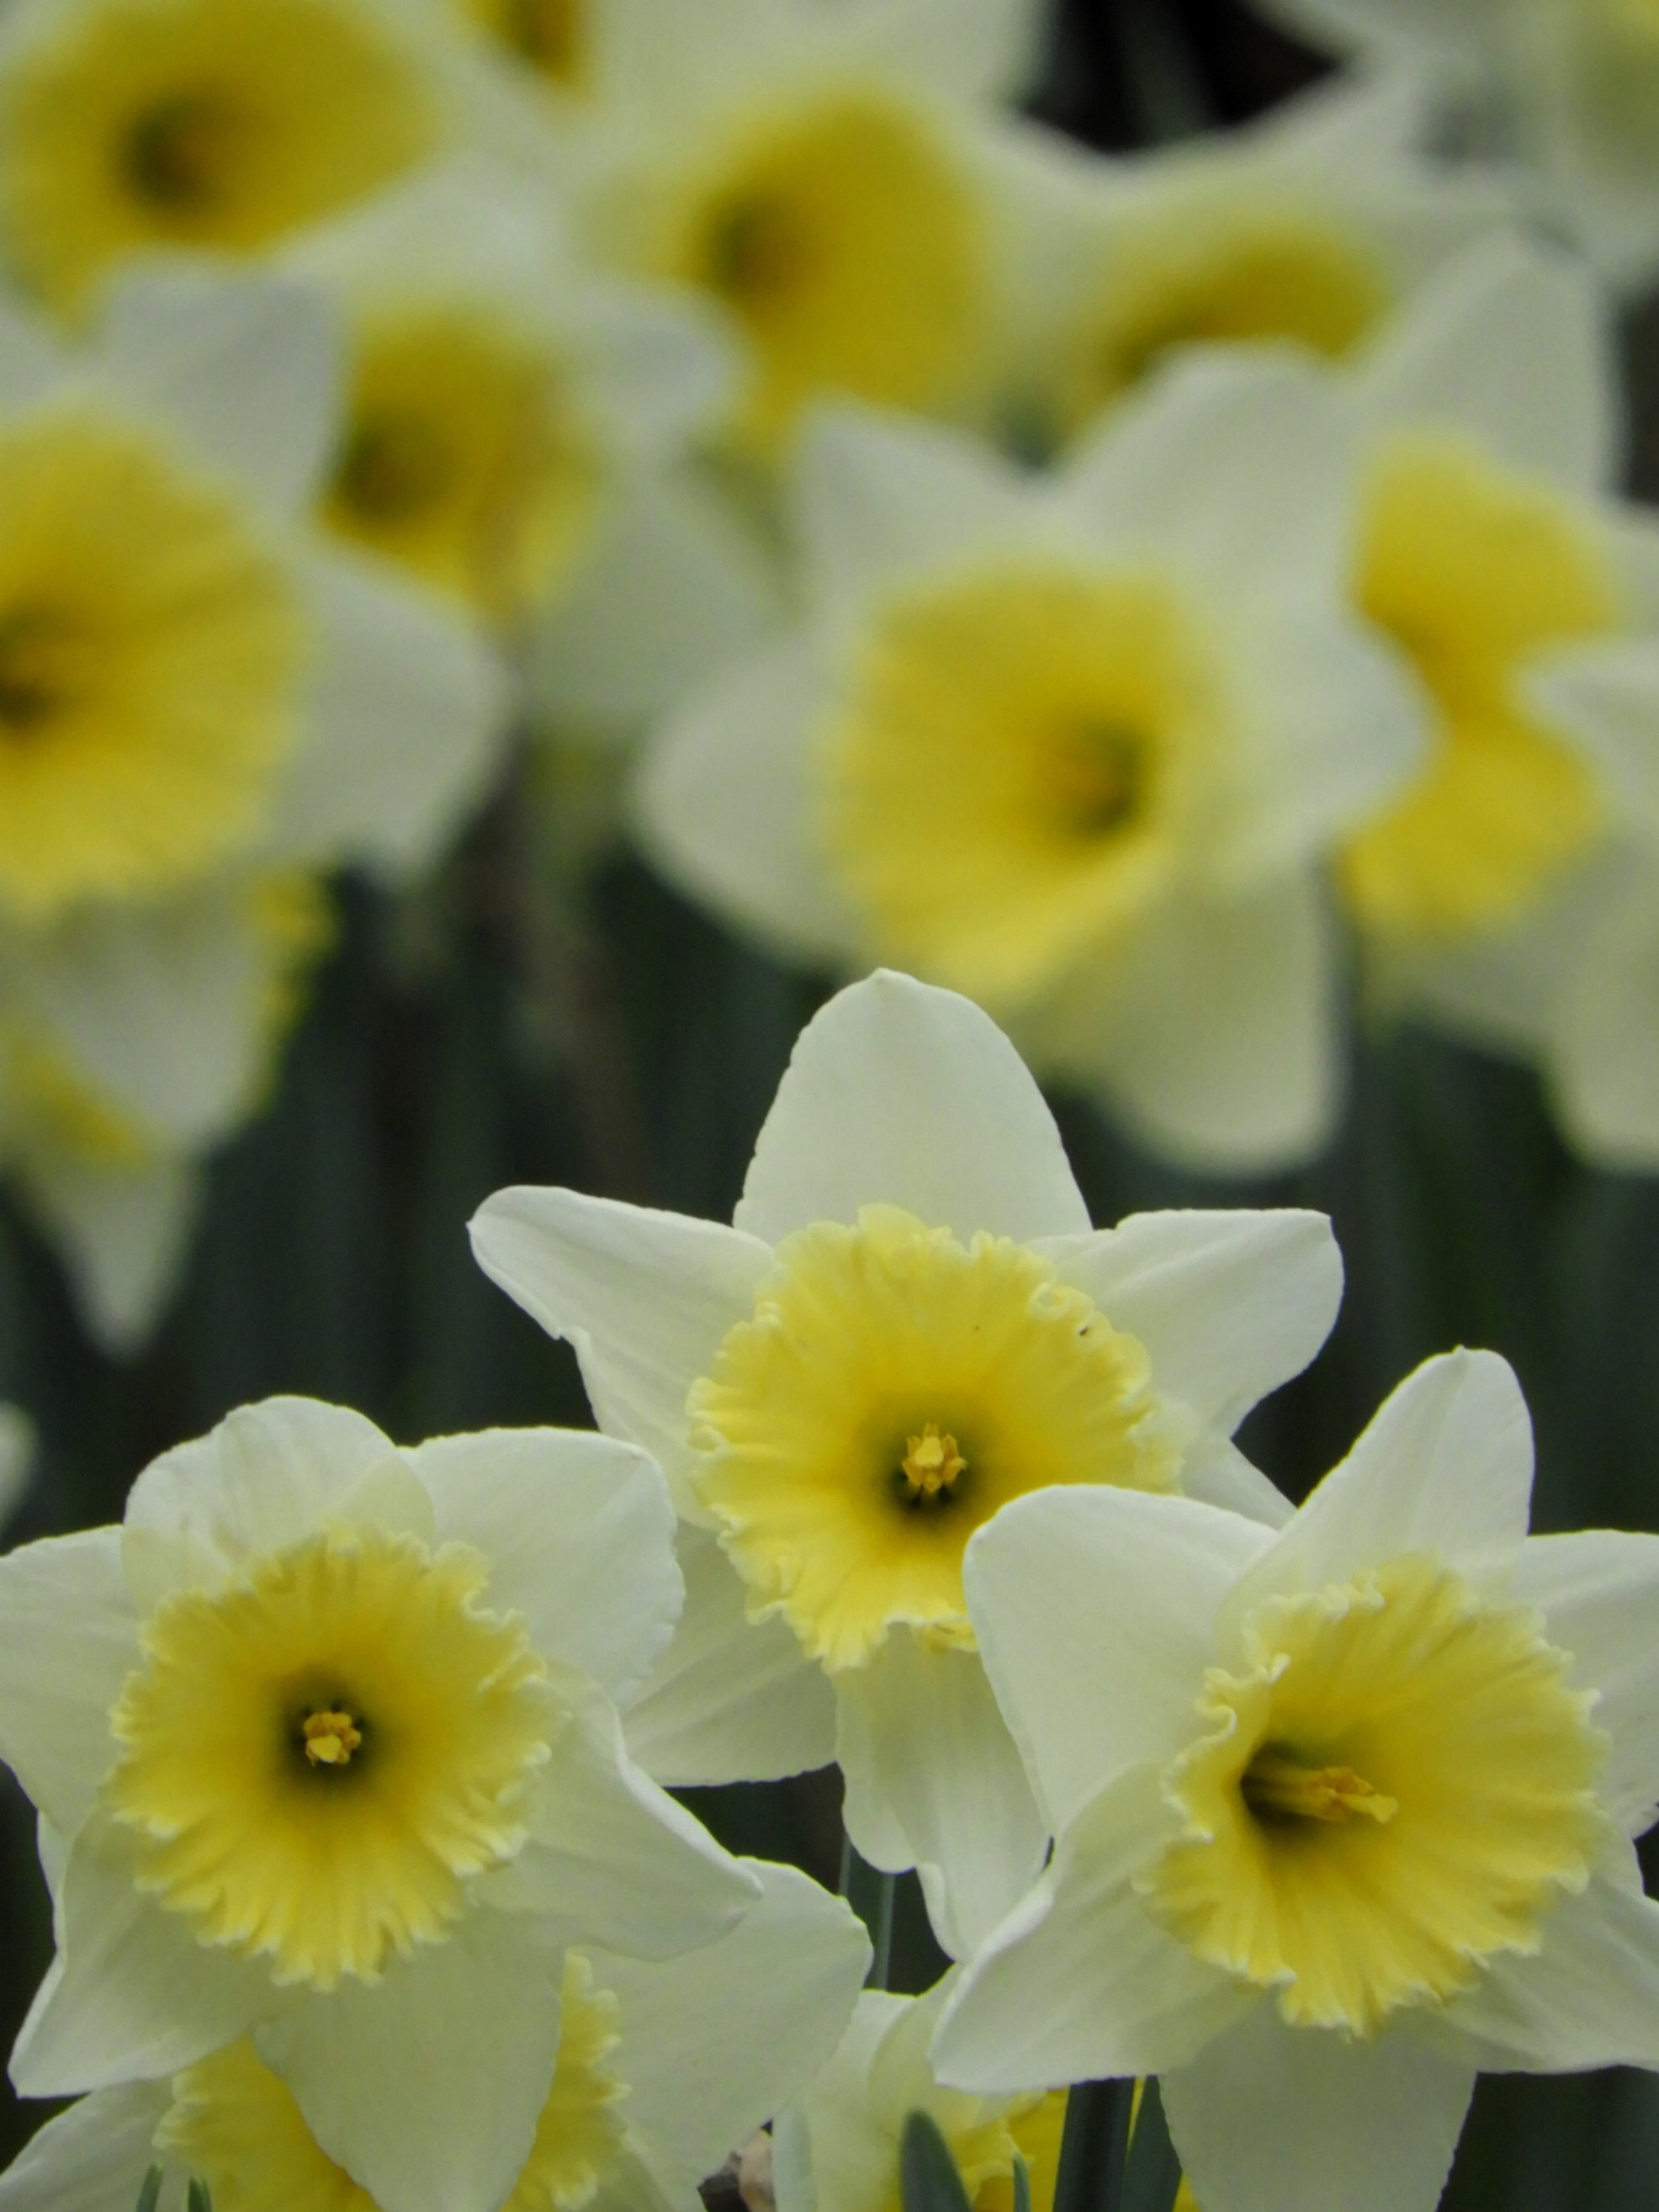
(0, 1859, 864, 2212)
(473, 969, 1344, 1956)
(0, 1398, 760, 2212)
(552, 0, 1047, 452)
(0, 267, 504, 1161)
(774, 1971, 1073, 2212)
(1254, 0, 1659, 284)
(633, 368, 1425, 1169)
(983, 64, 1513, 459)
(933, 1348, 1659, 2212)
(1317, 234, 1659, 1165)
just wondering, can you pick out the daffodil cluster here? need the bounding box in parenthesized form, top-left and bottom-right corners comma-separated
(4, 971, 1658, 2212)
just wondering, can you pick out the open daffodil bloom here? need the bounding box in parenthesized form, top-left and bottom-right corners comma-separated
(0, 0, 438, 316)
(0, 1862, 867, 2212)
(936, 1349, 1659, 2212)
(692, 1202, 1174, 1672)
(474, 970, 1346, 1955)
(0, 1399, 756, 2212)
(107, 1525, 556, 1987)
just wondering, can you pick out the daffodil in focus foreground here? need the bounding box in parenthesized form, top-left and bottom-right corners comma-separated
(0, 1398, 763, 2212)
(473, 968, 1345, 1956)
(933, 1349, 1659, 2212)
(0, 1859, 867, 2212)
(633, 363, 1425, 1170)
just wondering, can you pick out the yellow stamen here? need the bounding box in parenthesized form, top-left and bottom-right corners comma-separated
(899, 1422, 967, 1504)
(302, 1707, 363, 1769)
(1241, 1744, 1397, 1827)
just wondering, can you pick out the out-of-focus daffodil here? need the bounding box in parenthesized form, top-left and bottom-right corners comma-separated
(473, 969, 1344, 1956)
(984, 67, 1514, 460)
(633, 367, 1425, 1169)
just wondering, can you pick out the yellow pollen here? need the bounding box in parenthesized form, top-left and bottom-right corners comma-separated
(899, 1422, 967, 1504)
(1240, 1745, 1397, 1827)
(302, 1707, 362, 1769)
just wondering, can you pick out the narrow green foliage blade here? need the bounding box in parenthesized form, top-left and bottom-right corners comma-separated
(134, 2167, 163, 2212)
(840, 1838, 897, 1990)
(1013, 2152, 1033, 2212)
(187, 2181, 215, 2212)
(1121, 2081, 1183, 2212)
(901, 2110, 974, 2212)
(1053, 2079, 1132, 2212)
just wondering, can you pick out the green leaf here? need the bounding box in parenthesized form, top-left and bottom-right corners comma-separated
(1121, 2081, 1183, 2212)
(1053, 2079, 1132, 2212)
(187, 2181, 214, 2212)
(839, 1838, 897, 1991)
(900, 2110, 973, 2212)
(1013, 2152, 1032, 2212)
(133, 2167, 162, 2212)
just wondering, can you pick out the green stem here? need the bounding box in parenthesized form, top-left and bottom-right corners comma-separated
(1053, 2079, 1132, 2212)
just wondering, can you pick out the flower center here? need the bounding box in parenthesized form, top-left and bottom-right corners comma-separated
(821, 560, 1212, 1009)
(301, 1705, 363, 1769)
(324, 305, 601, 622)
(898, 1421, 967, 1507)
(0, 405, 304, 924)
(690, 1203, 1174, 1672)
(1338, 432, 1617, 942)
(105, 1524, 554, 1989)
(1238, 1745, 1397, 1827)
(660, 87, 982, 448)
(1145, 1552, 1607, 2034)
(0, 0, 437, 316)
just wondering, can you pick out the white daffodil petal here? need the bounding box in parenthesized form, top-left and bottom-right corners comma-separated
(1358, 235, 1619, 495)
(1549, 862, 1659, 1169)
(735, 970, 1090, 1244)
(256, 1909, 564, 2212)
(20, 1154, 199, 1358)
(1083, 872, 1338, 1173)
(849, 0, 1044, 102)
(623, 1526, 838, 1785)
(12, 1818, 277, 2097)
(122, 1397, 428, 1613)
(98, 271, 342, 519)
(273, 550, 506, 877)
(1527, 639, 1659, 845)
(630, 638, 858, 965)
(579, 288, 739, 459)
(528, 468, 781, 732)
(468, 1186, 771, 1502)
(7, 884, 277, 1147)
(1508, 1530, 1659, 1831)
(0, 1530, 135, 1837)
(776, 1990, 918, 2212)
(599, 1861, 870, 2198)
(931, 1766, 1250, 2092)
(967, 1488, 1272, 1831)
(795, 406, 1034, 616)
(0, 2080, 173, 2212)
(1059, 353, 1355, 589)
(1225, 605, 1426, 878)
(409, 1428, 681, 1707)
(1431, 1873, 1659, 2074)
(1225, 1349, 1534, 1629)
(499, 1669, 761, 1954)
(836, 1636, 1049, 1960)
(1039, 1207, 1343, 1435)
(1161, 2002, 1475, 2212)
(1178, 1430, 1297, 1528)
